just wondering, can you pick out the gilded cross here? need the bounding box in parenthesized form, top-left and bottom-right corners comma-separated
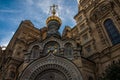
(50, 4, 58, 15)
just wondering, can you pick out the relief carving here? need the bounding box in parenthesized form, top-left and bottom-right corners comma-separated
(90, 2, 113, 22)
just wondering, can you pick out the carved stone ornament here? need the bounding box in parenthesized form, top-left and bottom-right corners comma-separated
(90, 2, 113, 22)
(18, 53, 83, 80)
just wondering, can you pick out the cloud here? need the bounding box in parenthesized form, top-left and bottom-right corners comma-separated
(59, 4, 76, 25)
(36, 0, 55, 14)
(0, 9, 20, 13)
(12, 31, 15, 35)
(77, 0, 80, 4)
(26, 0, 34, 5)
(0, 32, 14, 46)
(35, 0, 74, 16)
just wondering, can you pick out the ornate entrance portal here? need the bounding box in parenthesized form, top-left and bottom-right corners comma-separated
(18, 53, 83, 80)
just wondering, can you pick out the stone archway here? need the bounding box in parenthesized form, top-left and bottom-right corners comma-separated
(18, 53, 83, 80)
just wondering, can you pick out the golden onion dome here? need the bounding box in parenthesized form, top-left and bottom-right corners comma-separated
(46, 4, 62, 26)
(46, 15, 62, 25)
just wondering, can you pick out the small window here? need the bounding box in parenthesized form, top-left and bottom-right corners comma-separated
(31, 45, 39, 58)
(83, 33, 88, 41)
(79, 16, 82, 22)
(85, 45, 91, 52)
(88, 76, 93, 80)
(17, 52, 20, 56)
(77, 43, 80, 48)
(64, 43, 73, 56)
(80, 24, 85, 30)
(9, 71, 15, 78)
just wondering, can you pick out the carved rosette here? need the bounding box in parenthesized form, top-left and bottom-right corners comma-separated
(18, 53, 83, 80)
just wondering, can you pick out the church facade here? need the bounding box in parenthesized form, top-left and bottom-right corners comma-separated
(0, 0, 120, 80)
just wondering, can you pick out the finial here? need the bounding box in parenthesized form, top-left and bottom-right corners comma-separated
(50, 4, 58, 16)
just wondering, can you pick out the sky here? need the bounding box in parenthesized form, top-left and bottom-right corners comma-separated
(0, 0, 78, 47)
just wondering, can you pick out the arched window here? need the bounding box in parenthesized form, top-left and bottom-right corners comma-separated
(64, 43, 73, 57)
(31, 45, 39, 59)
(88, 76, 93, 80)
(9, 71, 15, 79)
(104, 19, 120, 45)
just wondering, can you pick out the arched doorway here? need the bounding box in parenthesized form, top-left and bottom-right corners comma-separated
(18, 53, 83, 80)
